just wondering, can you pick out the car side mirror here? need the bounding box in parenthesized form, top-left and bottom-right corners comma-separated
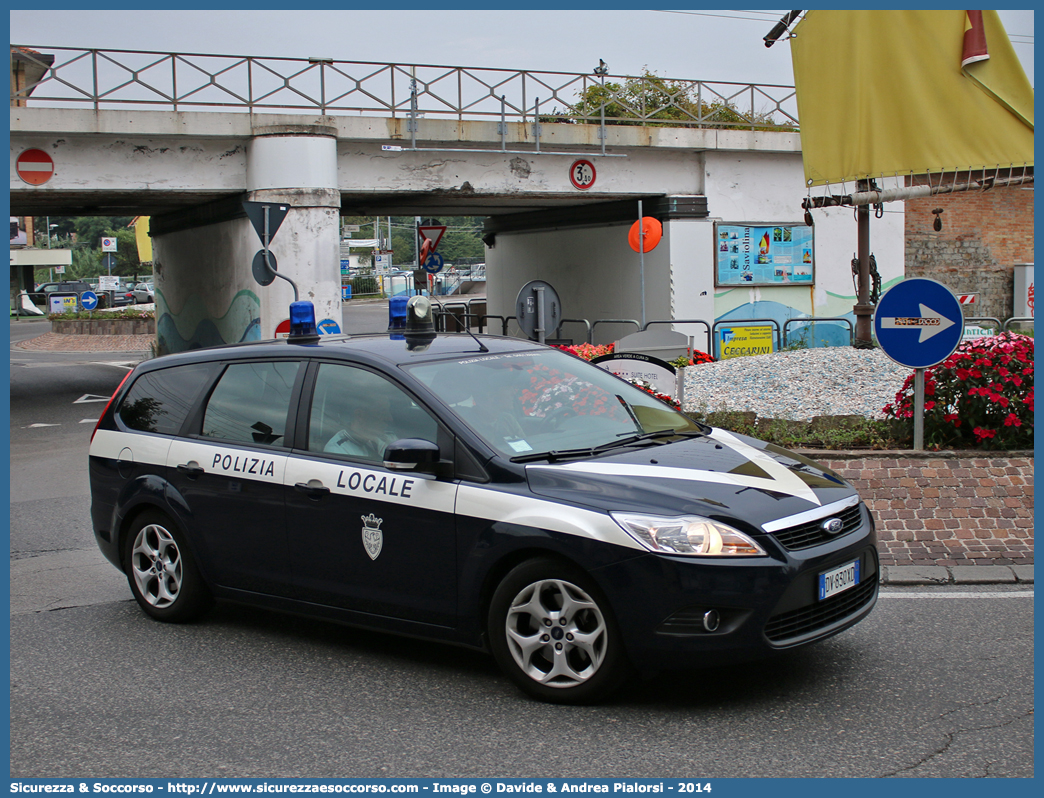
(383, 438, 440, 473)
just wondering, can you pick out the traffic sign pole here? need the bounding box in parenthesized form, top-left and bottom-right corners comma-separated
(914, 369, 925, 451)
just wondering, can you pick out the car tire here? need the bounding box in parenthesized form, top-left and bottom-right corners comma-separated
(488, 557, 631, 704)
(123, 510, 213, 623)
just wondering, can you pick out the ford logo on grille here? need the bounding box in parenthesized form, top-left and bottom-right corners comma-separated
(821, 517, 845, 535)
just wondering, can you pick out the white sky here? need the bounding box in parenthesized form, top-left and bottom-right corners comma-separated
(9, 8, 1035, 87)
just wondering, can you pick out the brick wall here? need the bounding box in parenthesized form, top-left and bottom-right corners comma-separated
(812, 452, 1034, 568)
(905, 182, 1033, 322)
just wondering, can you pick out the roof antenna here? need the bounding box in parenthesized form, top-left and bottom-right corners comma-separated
(430, 295, 488, 352)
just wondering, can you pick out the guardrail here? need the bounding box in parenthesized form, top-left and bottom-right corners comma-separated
(782, 316, 854, 348)
(642, 319, 713, 356)
(11, 46, 800, 131)
(1003, 316, 1034, 332)
(409, 309, 1035, 353)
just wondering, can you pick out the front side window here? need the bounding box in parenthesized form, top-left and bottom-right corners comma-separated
(307, 363, 438, 462)
(118, 363, 215, 436)
(201, 361, 300, 447)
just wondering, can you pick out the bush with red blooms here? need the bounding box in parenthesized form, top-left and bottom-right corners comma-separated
(882, 332, 1034, 450)
(670, 351, 714, 368)
(554, 342, 615, 361)
(555, 342, 714, 367)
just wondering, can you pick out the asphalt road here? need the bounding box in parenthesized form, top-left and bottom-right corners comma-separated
(7, 320, 1035, 779)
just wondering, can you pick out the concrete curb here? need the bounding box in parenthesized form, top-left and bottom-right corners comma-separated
(881, 564, 1033, 585)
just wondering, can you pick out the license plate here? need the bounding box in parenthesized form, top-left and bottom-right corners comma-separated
(819, 558, 860, 601)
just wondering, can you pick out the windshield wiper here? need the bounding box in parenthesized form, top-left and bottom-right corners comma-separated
(598, 427, 706, 451)
(511, 446, 606, 464)
(616, 394, 645, 434)
(510, 428, 705, 463)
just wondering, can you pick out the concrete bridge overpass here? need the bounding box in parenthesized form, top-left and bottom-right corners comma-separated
(10, 47, 904, 353)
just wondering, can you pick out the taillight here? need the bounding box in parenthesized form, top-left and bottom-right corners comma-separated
(91, 370, 133, 443)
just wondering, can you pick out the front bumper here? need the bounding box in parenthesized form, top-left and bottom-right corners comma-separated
(593, 514, 879, 671)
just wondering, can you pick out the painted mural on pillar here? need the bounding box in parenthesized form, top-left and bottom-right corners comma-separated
(155, 289, 261, 355)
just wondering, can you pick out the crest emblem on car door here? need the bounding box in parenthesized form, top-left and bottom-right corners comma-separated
(361, 513, 384, 560)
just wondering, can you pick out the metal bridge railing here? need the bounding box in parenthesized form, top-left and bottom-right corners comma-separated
(11, 46, 800, 131)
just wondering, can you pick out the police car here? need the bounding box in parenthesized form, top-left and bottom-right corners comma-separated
(89, 297, 878, 703)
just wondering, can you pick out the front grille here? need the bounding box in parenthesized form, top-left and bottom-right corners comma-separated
(771, 502, 864, 550)
(764, 577, 877, 643)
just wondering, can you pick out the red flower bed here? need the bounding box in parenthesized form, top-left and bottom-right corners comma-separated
(882, 332, 1034, 449)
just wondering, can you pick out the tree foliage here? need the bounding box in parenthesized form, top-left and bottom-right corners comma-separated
(565, 70, 795, 131)
(34, 216, 143, 283)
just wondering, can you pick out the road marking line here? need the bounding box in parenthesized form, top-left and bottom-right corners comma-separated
(80, 419, 98, 424)
(28, 423, 60, 428)
(878, 590, 1033, 599)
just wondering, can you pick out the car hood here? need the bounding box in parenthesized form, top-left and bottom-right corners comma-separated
(524, 427, 856, 534)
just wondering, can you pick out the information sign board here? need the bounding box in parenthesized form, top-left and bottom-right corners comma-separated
(591, 353, 677, 400)
(719, 325, 774, 359)
(48, 293, 78, 314)
(715, 222, 813, 286)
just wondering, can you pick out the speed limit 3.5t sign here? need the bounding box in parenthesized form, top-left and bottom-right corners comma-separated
(569, 159, 596, 190)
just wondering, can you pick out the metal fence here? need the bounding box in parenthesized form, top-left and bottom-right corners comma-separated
(11, 46, 799, 131)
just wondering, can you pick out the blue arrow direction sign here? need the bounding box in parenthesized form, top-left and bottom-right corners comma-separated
(80, 290, 98, 311)
(316, 318, 341, 335)
(874, 278, 963, 369)
(423, 252, 445, 274)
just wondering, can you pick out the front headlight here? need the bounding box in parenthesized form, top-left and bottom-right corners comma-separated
(611, 512, 766, 556)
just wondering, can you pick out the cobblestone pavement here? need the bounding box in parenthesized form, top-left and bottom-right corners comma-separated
(14, 329, 1034, 585)
(13, 331, 154, 353)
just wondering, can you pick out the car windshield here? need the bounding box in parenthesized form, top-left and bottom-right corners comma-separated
(407, 347, 702, 459)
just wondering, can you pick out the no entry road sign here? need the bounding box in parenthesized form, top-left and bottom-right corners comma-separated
(874, 278, 963, 369)
(16, 148, 54, 185)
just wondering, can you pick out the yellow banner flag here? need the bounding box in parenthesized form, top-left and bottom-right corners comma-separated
(791, 10, 1033, 187)
(133, 216, 152, 262)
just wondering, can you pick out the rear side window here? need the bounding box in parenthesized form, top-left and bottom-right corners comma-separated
(118, 363, 215, 436)
(202, 361, 301, 447)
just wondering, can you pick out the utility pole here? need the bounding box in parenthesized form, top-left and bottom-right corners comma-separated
(854, 180, 874, 347)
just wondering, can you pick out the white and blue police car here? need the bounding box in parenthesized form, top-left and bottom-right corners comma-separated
(89, 297, 877, 703)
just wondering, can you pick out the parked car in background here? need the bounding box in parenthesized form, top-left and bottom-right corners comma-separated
(27, 280, 92, 308)
(111, 289, 136, 307)
(132, 282, 155, 304)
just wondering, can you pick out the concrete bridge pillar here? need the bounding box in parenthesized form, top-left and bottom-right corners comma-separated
(247, 124, 341, 336)
(151, 122, 340, 354)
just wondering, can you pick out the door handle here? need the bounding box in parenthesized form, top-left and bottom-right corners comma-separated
(176, 462, 205, 479)
(295, 480, 331, 500)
